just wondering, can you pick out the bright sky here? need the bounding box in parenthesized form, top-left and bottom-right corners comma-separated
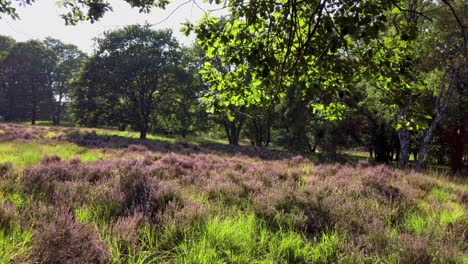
(0, 0, 227, 54)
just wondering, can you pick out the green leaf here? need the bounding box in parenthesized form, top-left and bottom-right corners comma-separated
(391, 7, 401, 14)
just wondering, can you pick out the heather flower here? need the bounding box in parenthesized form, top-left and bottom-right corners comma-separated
(289, 155, 309, 165)
(40, 155, 62, 165)
(394, 234, 431, 264)
(31, 210, 109, 264)
(160, 199, 208, 228)
(117, 162, 182, 221)
(112, 212, 144, 246)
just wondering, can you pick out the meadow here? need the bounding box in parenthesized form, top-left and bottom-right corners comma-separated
(0, 123, 466, 263)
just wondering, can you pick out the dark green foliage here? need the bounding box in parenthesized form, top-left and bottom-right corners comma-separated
(0, 40, 56, 124)
(43, 38, 86, 125)
(72, 25, 181, 139)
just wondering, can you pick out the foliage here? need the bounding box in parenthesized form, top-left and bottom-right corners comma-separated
(43, 38, 87, 124)
(0, 0, 170, 23)
(0, 40, 56, 124)
(72, 25, 181, 139)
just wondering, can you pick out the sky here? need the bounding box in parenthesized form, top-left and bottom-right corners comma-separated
(0, 0, 227, 54)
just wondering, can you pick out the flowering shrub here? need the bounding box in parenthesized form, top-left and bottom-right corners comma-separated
(31, 210, 109, 263)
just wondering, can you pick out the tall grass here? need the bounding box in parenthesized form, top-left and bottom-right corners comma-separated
(0, 142, 103, 167)
(175, 213, 339, 263)
(0, 228, 32, 263)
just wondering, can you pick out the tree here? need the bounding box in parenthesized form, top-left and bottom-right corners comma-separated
(151, 46, 209, 136)
(362, 0, 467, 168)
(0, 35, 16, 119)
(200, 47, 256, 146)
(0, 40, 56, 124)
(0, 35, 15, 61)
(43, 38, 86, 125)
(188, 0, 392, 149)
(413, 1, 467, 172)
(73, 25, 180, 139)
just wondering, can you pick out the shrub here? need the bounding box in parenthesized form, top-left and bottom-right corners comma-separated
(31, 210, 109, 264)
(40, 155, 62, 165)
(118, 162, 182, 220)
(0, 162, 13, 179)
(394, 234, 431, 264)
(0, 202, 17, 231)
(112, 212, 144, 248)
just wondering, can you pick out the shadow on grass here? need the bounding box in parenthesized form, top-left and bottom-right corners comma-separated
(59, 130, 294, 161)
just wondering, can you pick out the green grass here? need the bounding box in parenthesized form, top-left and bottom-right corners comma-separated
(403, 186, 467, 236)
(403, 212, 429, 235)
(0, 142, 103, 167)
(21, 120, 76, 127)
(0, 228, 32, 263)
(429, 187, 451, 203)
(175, 213, 339, 264)
(93, 128, 228, 146)
(439, 202, 465, 225)
(3, 193, 27, 211)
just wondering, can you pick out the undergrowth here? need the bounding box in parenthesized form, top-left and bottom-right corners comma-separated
(0, 123, 466, 263)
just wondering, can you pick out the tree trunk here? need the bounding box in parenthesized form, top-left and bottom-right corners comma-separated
(55, 104, 61, 125)
(31, 101, 37, 125)
(224, 124, 232, 144)
(415, 115, 441, 171)
(398, 127, 410, 167)
(54, 96, 62, 125)
(265, 126, 271, 147)
(225, 123, 239, 145)
(415, 68, 457, 172)
(140, 127, 147, 140)
(140, 118, 149, 140)
(225, 119, 243, 146)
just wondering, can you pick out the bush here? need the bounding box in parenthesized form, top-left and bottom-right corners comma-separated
(0, 163, 13, 179)
(0, 202, 17, 231)
(31, 210, 109, 264)
(118, 162, 182, 220)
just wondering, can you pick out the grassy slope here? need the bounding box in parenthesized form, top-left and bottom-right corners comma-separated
(0, 123, 466, 263)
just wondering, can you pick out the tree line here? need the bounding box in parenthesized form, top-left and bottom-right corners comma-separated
(0, 0, 466, 174)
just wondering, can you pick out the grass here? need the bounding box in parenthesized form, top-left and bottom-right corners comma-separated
(93, 128, 228, 146)
(175, 213, 339, 264)
(403, 186, 467, 237)
(403, 212, 429, 235)
(21, 120, 76, 127)
(439, 202, 465, 225)
(0, 228, 32, 263)
(0, 142, 104, 167)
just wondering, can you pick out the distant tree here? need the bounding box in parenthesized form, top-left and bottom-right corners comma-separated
(0, 40, 56, 124)
(73, 25, 180, 139)
(0, 35, 15, 61)
(0, 35, 16, 119)
(43, 38, 86, 125)
(151, 46, 209, 136)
